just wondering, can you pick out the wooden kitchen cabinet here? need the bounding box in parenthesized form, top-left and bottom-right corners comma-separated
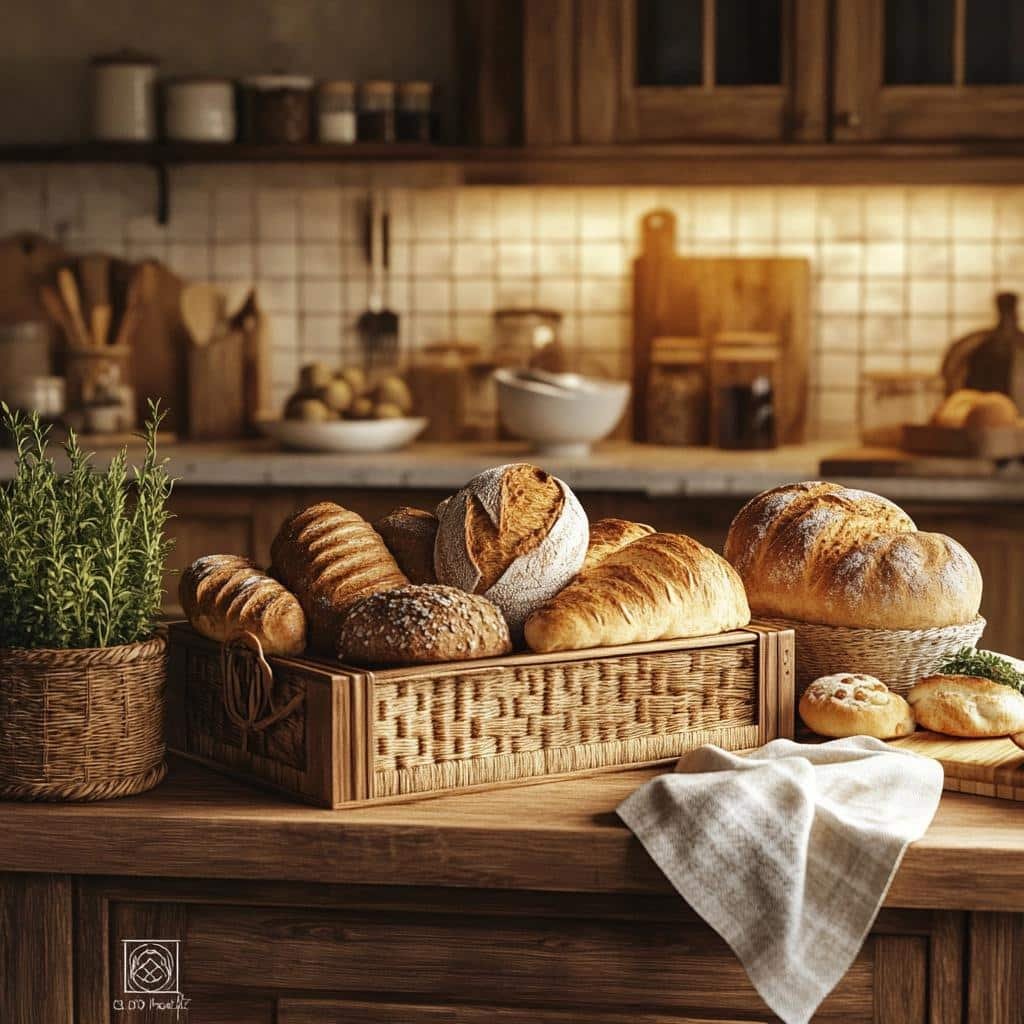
(833, 0, 1024, 140)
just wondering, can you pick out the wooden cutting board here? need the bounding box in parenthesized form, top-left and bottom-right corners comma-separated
(889, 731, 1024, 801)
(633, 209, 810, 443)
(902, 422, 1024, 459)
(820, 446, 1024, 478)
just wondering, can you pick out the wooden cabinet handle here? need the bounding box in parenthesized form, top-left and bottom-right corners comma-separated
(835, 110, 862, 128)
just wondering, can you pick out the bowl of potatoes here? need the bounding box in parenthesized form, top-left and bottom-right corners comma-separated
(259, 363, 427, 453)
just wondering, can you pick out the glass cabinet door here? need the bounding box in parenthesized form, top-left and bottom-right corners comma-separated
(834, 0, 1024, 140)
(577, 0, 827, 142)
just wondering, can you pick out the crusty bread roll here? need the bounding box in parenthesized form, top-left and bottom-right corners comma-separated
(799, 673, 915, 740)
(179, 554, 306, 655)
(270, 502, 409, 652)
(932, 388, 1018, 429)
(524, 532, 750, 653)
(435, 463, 588, 635)
(339, 584, 511, 666)
(909, 675, 1024, 737)
(724, 481, 982, 629)
(583, 518, 655, 572)
(374, 506, 438, 584)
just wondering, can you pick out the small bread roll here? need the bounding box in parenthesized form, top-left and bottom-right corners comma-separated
(909, 674, 1024, 737)
(964, 392, 1019, 430)
(799, 673, 916, 740)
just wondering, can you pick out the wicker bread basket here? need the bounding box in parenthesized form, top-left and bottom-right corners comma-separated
(0, 635, 168, 801)
(759, 615, 986, 698)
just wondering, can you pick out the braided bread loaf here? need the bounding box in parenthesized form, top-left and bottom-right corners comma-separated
(723, 481, 982, 629)
(270, 502, 408, 652)
(179, 554, 306, 655)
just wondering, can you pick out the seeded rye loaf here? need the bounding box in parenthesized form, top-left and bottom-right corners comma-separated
(270, 502, 409, 652)
(180, 554, 307, 655)
(724, 481, 982, 630)
(340, 584, 512, 666)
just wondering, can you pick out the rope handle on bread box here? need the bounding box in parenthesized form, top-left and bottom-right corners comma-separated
(220, 631, 304, 751)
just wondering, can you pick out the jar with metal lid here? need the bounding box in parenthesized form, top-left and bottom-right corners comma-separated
(317, 80, 356, 143)
(358, 80, 396, 142)
(645, 336, 708, 445)
(710, 340, 780, 450)
(90, 50, 158, 141)
(241, 74, 314, 144)
(164, 77, 236, 142)
(396, 81, 438, 142)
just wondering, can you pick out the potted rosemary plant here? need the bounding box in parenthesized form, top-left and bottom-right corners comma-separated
(0, 401, 173, 800)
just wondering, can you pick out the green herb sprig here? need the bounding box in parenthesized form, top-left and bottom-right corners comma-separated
(936, 646, 1024, 693)
(0, 401, 174, 649)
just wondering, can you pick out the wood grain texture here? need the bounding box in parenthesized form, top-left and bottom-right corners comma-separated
(889, 733, 1024, 802)
(523, 0, 575, 144)
(966, 912, 1024, 1024)
(576, 0, 620, 143)
(0, 873, 73, 1024)
(821, 446, 1021, 478)
(874, 935, 928, 1023)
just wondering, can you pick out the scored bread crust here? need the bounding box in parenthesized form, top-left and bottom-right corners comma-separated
(933, 388, 1018, 429)
(723, 481, 982, 629)
(523, 532, 750, 653)
(583, 518, 656, 572)
(798, 673, 915, 740)
(434, 464, 589, 636)
(179, 554, 307, 655)
(339, 584, 511, 666)
(909, 674, 1024, 737)
(270, 502, 409, 652)
(374, 506, 438, 584)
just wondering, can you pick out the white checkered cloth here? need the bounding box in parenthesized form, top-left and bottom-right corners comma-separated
(617, 737, 943, 1024)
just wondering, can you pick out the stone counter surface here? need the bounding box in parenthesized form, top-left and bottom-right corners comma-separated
(1, 439, 1021, 501)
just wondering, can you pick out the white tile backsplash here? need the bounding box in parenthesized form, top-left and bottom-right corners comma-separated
(3, 167, 1023, 438)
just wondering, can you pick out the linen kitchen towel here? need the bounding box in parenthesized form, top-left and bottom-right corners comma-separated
(617, 736, 943, 1024)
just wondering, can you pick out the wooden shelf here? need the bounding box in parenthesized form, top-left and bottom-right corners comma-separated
(3, 142, 1024, 222)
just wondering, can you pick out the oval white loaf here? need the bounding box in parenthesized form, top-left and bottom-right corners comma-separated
(434, 463, 589, 636)
(909, 675, 1024, 737)
(723, 481, 983, 629)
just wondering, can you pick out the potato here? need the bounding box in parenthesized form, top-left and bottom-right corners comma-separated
(290, 398, 332, 423)
(374, 375, 413, 414)
(373, 401, 404, 419)
(315, 378, 354, 413)
(346, 396, 375, 420)
(299, 362, 333, 391)
(337, 367, 367, 396)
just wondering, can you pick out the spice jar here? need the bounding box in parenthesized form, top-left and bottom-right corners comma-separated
(645, 336, 708, 445)
(164, 77, 236, 142)
(396, 81, 438, 142)
(90, 51, 158, 141)
(317, 80, 356, 143)
(241, 74, 314, 144)
(710, 341, 780, 450)
(358, 80, 396, 142)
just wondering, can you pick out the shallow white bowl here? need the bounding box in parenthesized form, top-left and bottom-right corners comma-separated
(259, 417, 427, 453)
(495, 369, 631, 456)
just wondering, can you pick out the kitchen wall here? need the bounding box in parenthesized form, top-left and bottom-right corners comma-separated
(3, 163, 1023, 440)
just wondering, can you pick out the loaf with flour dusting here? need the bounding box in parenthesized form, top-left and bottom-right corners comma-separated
(180, 554, 306, 655)
(339, 584, 511, 666)
(723, 481, 982, 629)
(523, 532, 750, 652)
(434, 463, 589, 635)
(270, 502, 408, 652)
(583, 518, 655, 572)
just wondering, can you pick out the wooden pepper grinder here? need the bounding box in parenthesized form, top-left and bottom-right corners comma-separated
(946, 292, 1024, 409)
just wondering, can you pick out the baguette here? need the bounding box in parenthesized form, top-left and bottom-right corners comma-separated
(179, 554, 306, 655)
(270, 502, 408, 652)
(524, 532, 750, 653)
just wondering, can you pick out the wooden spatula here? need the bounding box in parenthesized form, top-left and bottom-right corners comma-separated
(181, 283, 225, 347)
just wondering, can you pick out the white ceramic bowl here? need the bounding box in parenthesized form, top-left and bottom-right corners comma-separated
(494, 369, 630, 456)
(259, 417, 427, 453)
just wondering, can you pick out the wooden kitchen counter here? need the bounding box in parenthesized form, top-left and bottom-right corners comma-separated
(1, 757, 1021, 1022)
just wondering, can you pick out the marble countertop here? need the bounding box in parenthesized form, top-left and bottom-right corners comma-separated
(0, 440, 1021, 502)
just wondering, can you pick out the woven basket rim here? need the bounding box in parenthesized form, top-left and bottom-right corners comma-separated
(757, 614, 986, 641)
(0, 633, 167, 663)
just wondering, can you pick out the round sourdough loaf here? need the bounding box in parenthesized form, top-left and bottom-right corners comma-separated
(723, 481, 982, 630)
(909, 674, 1024, 737)
(434, 463, 589, 635)
(339, 584, 511, 666)
(798, 673, 915, 740)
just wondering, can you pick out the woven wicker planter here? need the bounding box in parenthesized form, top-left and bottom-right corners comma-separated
(759, 615, 987, 699)
(0, 635, 167, 801)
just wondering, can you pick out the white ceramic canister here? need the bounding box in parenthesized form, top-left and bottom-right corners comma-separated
(165, 77, 236, 142)
(91, 51, 159, 141)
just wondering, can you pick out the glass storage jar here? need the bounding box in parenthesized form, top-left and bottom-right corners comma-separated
(358, 80, 396, 142)
(317, 80, 356, 143)
(396, 81, 438, 142)
(241, 74, 314, 144)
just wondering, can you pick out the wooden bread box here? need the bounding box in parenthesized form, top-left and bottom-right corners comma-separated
(167, 621, 795, 808)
